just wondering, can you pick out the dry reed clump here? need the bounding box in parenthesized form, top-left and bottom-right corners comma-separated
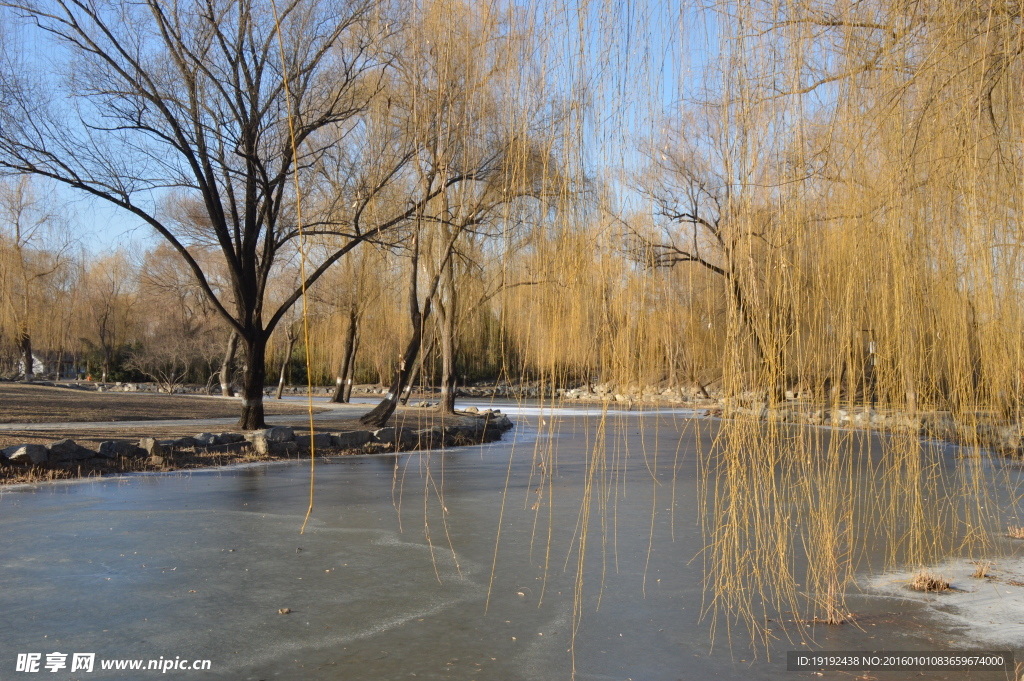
(1007, 527, 1024, 539)
(970, 561, 993, 579)
(910, 570, 950, 593)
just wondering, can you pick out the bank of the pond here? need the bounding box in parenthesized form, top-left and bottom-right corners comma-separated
(0, 407, 513, 487)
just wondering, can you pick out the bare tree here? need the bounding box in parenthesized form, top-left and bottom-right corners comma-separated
(129, 244, 221, 391)
(630, 108, 797, 399)
(0, 0, 444, 428)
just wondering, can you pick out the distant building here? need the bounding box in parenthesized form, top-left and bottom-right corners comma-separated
(18, 354, 46, 376)
(18, 354, 81, 378)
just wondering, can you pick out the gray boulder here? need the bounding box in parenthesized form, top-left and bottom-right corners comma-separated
(263, 426, 295, 442)
(248, 432, 298, 456)
(194, 432, 219, 446)
(163, 436, 199, 449)
(248, 433, 271, 456)
(139, 437, 166, 457)
(486, 414, 513, 429)
(414, 426, 444, 448)
(3, 444, 49, 464)
(97, 441, 147, 460)
(269, 441, 298, 456)
(217, 432, 244, 444)
(295, 433, 333, 451)
(331, 430, 372, 449)
(48, 439, 94, 462)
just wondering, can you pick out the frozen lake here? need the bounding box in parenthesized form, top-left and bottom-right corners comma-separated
(0, 404, 1015, 679)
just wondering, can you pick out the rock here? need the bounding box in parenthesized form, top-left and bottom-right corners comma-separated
(139, 437, 166, 458)
(331, 430, 372, 449)
(486, 414, 513, 430)
(269, 441, 298, 456)
(217, 432, 244, 444)
(295, 433, 332, 451)
(372, 427, 417, 448)
(414, 427, 444, 448)
(97, 441, 146, 459)
(194, 432, 219, 446)
(463, 406, 479, 414)
(3, 444, 49, 464)
(149, 454, 172, 467)
(248, 433, 271, 456)
(143, 440, 173, 464)
(247, 431, 298, 456)
(48, 439, 94, 462)
(260, 426, 294, 443)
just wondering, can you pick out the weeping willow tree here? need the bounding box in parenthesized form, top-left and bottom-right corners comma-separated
(556, 0, 1024, 644)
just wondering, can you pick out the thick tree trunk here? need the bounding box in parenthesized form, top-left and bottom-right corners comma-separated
(276, 325, 298, 400)
(359, 323, 422, 427)
(19, 326, 32, 380)
(220, 331, 239, 397)
(238, 334, 268, 430)
(331, 309, 359, 403)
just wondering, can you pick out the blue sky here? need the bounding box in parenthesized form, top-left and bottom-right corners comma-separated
(38, 0, 715, 252)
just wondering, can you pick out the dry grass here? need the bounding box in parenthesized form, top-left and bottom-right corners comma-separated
(910, 570, 951, 593)
(1007, 527, 1024, 539)
(971, 561, 993, 579)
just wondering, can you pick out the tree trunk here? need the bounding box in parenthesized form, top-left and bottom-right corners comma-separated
(19, 325, 32, 380)
(331, 308, 359, 403)
(238, 334, 268, 430)
(399, 347, 425, 406)
(343, 334, 359, 402)
(220, 331, 239, 397)
(401, 331, 434, 406)
(276, 325, 298, 400)
(438, 306, 457, 414)
(359, 321, 422, 427)
(435, 255, 458, 414)
(360, 218, 459, 427)
(361, 230, 428, 428)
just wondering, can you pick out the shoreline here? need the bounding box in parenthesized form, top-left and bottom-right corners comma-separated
(0, 406, 515, 488)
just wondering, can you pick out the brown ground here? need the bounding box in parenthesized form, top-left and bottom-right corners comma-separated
(0, 382, 499, 486)
(0, 382, 327, 424)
